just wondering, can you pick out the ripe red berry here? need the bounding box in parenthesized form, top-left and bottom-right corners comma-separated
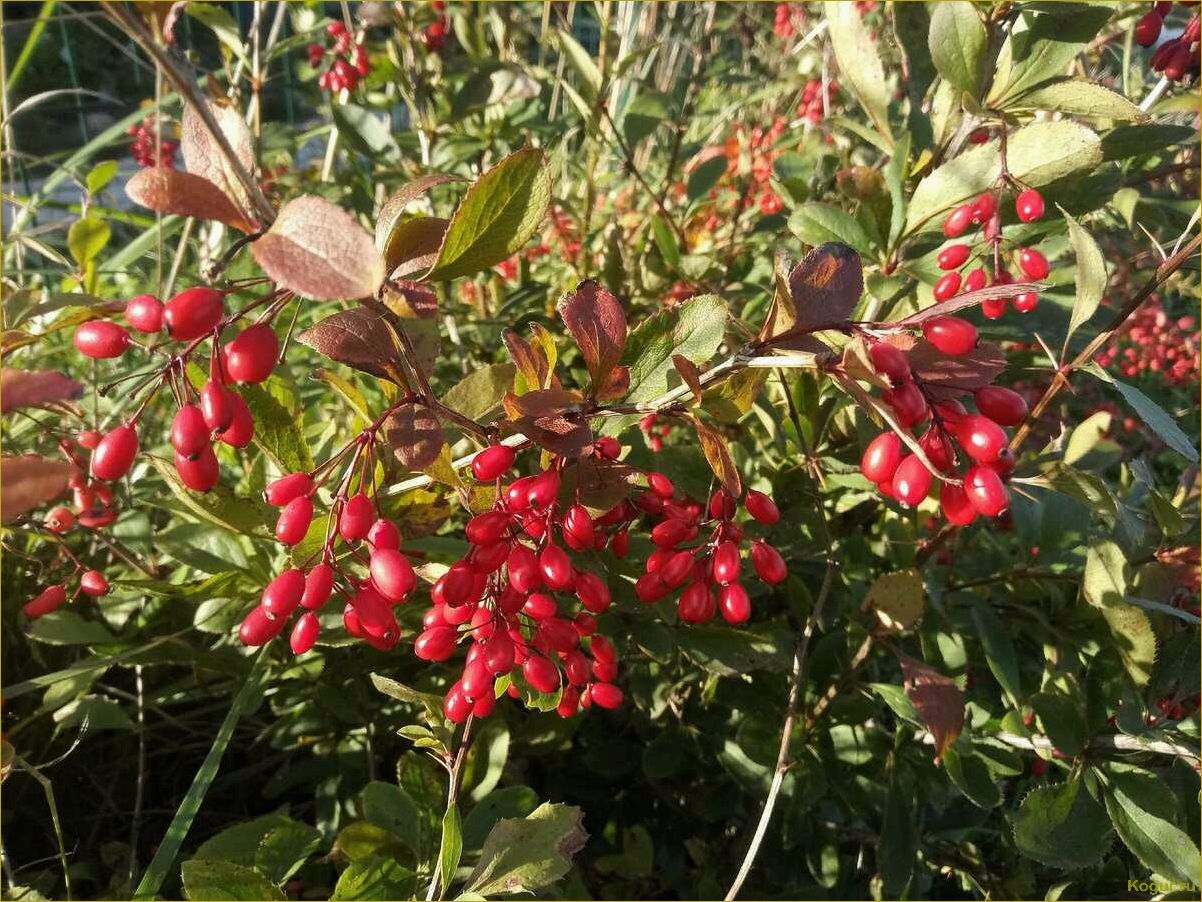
(507, 543, 540, 593)
(965, 465, 1009, 517)
(635, 571, 669, 603)
(24, 584, 68, 618)
(594, 436, 621, 459)
(648, 472, 675, 499)
(217, 393, 254, 448)
(1013, 291, 1039, 313)
(302, 563, 334, 609)
(415, 625, 457, 661)
(974, 386, 1028, 426)
(45, 506, 74, 533)
(443, 684, 472, 723)
(1017, 247, 1049, 280)
(1135, 9, 1164, 46)
(933, 272, 962, 301)
(591, 682, 624, 709)
(744, 490, 780, 525)
(939, 483, 978, 526)
(265, 472, 312, 506)
(367, 518, 401, 551)
(526, 469, 561, 508)
(679, 581, 716, 623)
(224, 323, 279, 384)
(861, 431, 903, 483)
(340, 492, 374, 542)
(79, 569, 110, 597)
(238, 605, 286, 646)
(955, 414, 1008, 464)
(263, 569, 306, 617)
(719, 583, 752, 624)
(562, 504, 595, 550)
(869, 342, 911, 384)
(276, 495, 314, 545)
(575, 570, 612, 613)
(712, 541, 742, 586)
(170, 404, 210, 459)
(438, 562, 478, 607)
(883, 381, 928, 427)
(919, 427, 955, 474)
(923, 316, 978, 356)
(523, 654, 560, 693)
(970, 193, 997, 224)
(472, 444, 516, 481)
(175, 446, 219, 492)
(74, 320, 131, 359)
(709, 488, 737, 520)
(91, 424, 139, 481)
(370, 548, 416, 601)
(943, 204, 973, 238)
(290, 612, 320, 654)
(963, 268, 987, 292)
(982, 295, 1008, 320)
(750, 540, 787, 584)
(125, 294, 164, 333)
(937, 244, 970, 271)
(164, 287, 223, 340)
(891, 454, 932, 507)
(539, 543, 574, 591)
(200, 380, 236, 432)
(1014, 188, 1045, 223)
(651, 517, 693, 548)
(79, 430, 102, 450)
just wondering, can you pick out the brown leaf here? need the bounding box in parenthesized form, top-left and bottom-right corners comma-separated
(1, 369, 83, 414)
(375, 174, 464, 256)
(297, 308, 405, 383)
(692, 414, 741, 496)
(757, 251, 798, 343)
(890, 282, 1041, 327)
(502, 388, 582, 420)
(504, 328, 558, 392)
(898, 653, 965, 759)
(251, 195, 385, 300)
(594, 365, 629, 401)
(385, 404, 446, 470)
(382, 279, 438, 319)
(839, 335, 889, 389)
(672, 355, 703, 405)
(503, 388, 592, 457)
(557, 280, 627, 394)
(382, 216, 450, 279)
(1, 454, 73, 524)
(560, 457, 639, 514)
(787, 242, 864, 332)
(126, 168, 257, 233)
(180, 99, 255, 221)
(907, 339, 1005, 399)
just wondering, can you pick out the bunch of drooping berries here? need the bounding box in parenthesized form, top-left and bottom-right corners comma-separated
(72, 286, 285, 494)
(639, 413, 673, 452)
(936, 183, 1047, 319)
(128, 114, 177, 168)
(629, 477, 787, 625)
(23, 566, 111, 620)
(799, 78, 839, 124)
(1135, 2, 1200, 83)
(858, 329, 1029, 526)
(309, 20, 370, 93)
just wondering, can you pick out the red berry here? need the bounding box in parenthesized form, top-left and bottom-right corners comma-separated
(943, 204, 973, 238)
(750, 540, 787, 584)
(981, 295, 1008, 319)
(507, 544, 541, 593)
(1135, 9, 1163, 46)
(744, 490, 780, 525)
(437, 562, 478, 607)
(933, 272, 962, 301)
(340, 492, 375, 541)
(472, 444, 515, 481)
(939, 482, 978, 526)
(539, 544, 574, 591)
(709, 488, 737, 520)
(45, 506, 74, 533)
(164, 287, 223, 340)
(922, 316, 978, 356)
(965, 465, 1009, 517)
(963, 268, 987, 292)
(1017, 247, 1049, 280)
(79, 569, 110, 597)
(175, 446, 219, 492)
(370, 548, 416, 601)
(678, 581, 716, 623)
(200, 380, 236, 432)
(125, 294, 164, 333)
(719, 583, 752, 624)
(651, 517, 693, 548)
(937, 244, 970, 271)
(415, 626, 457, 661)
(883, 381, 929, 427)
(591, 682, 624, 709)
(861, 432, 903, 483)
(290, 612, 320, 654)
(79, 430, 102, 450)
(869, 342, 911, 384)
(648, 472, 675, 499)
(891, 454, 932, 507)
(955, 414, 1008, 464)
(444, 684, 472, 722)
(224, 323, 279, 384)
(265, 472, 312, 506)
(367, 518, 401, 551)
(712, 541, 742, 586)
(276, 495, 314, 545)
(1013, 291, 1039, 313)
(611, 528, 630, 558)
(562, 503, 595, 549)
(660, 550, 695, 588)
(302, 563, 334, 609)
(595, 436, 621, 459)
(238, 605, 286, 646)
(263, 568, 305, 618)
(970, 193, 997, 224)
(483, 631, 515, 675)
(171, 404, 210, 459)
(91, 424, 139, 481)
(523, 592, 558, 620)
(24, 584, 68, 618)
(523, 654, 560, 693)
(74, 320, 131, 359)
(635, 571, 669, 603)
(217, 393, 254, 448)
(526, 469, 561, 508)
(974, 386, 1028, 427)
(919, 427, 955, 474)
(1014, 188, 1045, 223)
(575, 570, 612, 613)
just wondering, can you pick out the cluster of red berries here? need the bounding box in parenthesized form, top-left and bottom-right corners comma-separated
(798, 78, 839, 124)
(128, 115, 177, 168)
(936, 186, 1047, 318)
(639, 413, 672, 452)
(1152, 691, 1201, 723)
(22, 567, 110, 620)
(715, 118, 790, 218)
(423, 1, 448, 52)
(859, 330, 1029, 525)
(309, 21, 370, 93)
(72, 286, 280, 493)
(1135, 2, 1201, 83)
(773, 3, 805, 39)
(631, 481, 787, 625)
(1093, 295, 1199, 386)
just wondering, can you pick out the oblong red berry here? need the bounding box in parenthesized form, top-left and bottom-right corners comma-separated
(861, 431, 903, 483)
(955, 414, 1008, 464)
(507, 544, 541, 593)
(526, 469, 561, 508)
(523, 654, 560, 693)
(939, 482, 978, 526)
(276, 495, 314, 545)
(24, 584, 68, 618)
(45, 506, 74, 533)
(883, 381, 928, 427)
(125, 294, 164, 333)
(719, 583, 751, 624)
(562, 503, 594, 549)
(437, 561, 477, 607)
(744, 490, 780, 525)
(1135, 9, 1163, 46)
(678, 581, 715, 623)
(712, 541, 742, 586)
(651, 518, 692, 548)
(575, 570, 612, 613)
(750, 540, 787, 585)
(218, 393, 254, 448)
(591, 682, 624, 709)
(175, 447, 219, 492)
(923, 315, 977, 356)
(963, 268, 988, 292)
(483, 631, 515, 675)
(539, 543, 574, 591)
(1013, 291, 1039, 313)
(171, 404, 210, 458)
(164, 287, 223, 340)
(224, 323, 279, 384)
(943, 204, 973, 238)
(265, 472, 312, 506)
(974, 386, 1028, 427)
(80, 569, 110, 597)
(460, 659, 494, 701)
(594, 436, 621, 459)
(933, 272, 962, 302)
(367, 518, 400, 551)
(891, 454, 932, 507)
(648, 472, 674, 499)
(1014, 188, 1045, 223)
(340, 492, 374, 542)
(290, 612, 320, 654)
(635, 571, 669, 603)
(1017, 247, 1049, 280)
(370, 548, 416, 601)
(262, 568, 306, 617)
(937, 244, 970, 271)
(415, 625, 458, 661)
(444, 684, 472, 723)
(982, 295, 1008, 320)
(869, 342, 911, 384)
(466, 510, 509, 545)
(965, 465, 1009, 517)
(302, 563, 334, 610)
(523, 592, 558, 620)
(74, 320, 131, 359)
(472, 444, 516, 481)
(200, 380, 236, 432)
(91, 424, 139, 481)
(709, 488, 737, 520)
(238, 605, 285, 646)
(971, 192, 997, 224)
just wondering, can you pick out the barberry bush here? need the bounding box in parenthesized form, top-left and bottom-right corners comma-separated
(2, 2, 1199, 900)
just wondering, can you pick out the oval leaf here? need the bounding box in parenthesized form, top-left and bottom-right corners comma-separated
(557, 280, 627, 394)
(181, 99, 256, 219)
(0, 369, 83, 414)
(386, 404, 446, 471)
(126, 168, 257, 233)
(0, 454, 73, 523)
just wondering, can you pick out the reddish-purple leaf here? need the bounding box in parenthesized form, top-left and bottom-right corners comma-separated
(907, 339, 1006, 399)
(297, 308, 405, 383)
(693, 414, 742, 496)
(383, 279, 438, 320)
(384, 217, 450, 280)
(375, 174, 463, 255)
(560, 457, 640, 514)
(890, 282, 1042, 327)
(1, 369, 83, 414)
(557, 280, 627, 394)
(126, 168, 257, 233)
(898, 653, 965, 760)
(180, 100, 256, 222)
(787, 242, 864, 332)
(672, 355, 703, 404)
(502, 388, 592, 457)
(1, 455, 73, 524)
(385, 404, 446, 470)
(503, 329, 558, 392)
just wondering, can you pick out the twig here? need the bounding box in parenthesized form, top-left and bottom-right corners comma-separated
(425, 717, 475, 901)
(13, 754, 72, 900)
(128, 664, 147, 883)
(915, 728, 1199, 761)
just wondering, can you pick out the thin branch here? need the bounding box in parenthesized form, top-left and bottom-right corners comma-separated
(916, 728, 1199, 762)
(425, 717, 474, 901)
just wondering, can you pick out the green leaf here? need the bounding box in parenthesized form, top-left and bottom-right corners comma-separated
(194, 815, 295, 868)
(1064, 410, 1113, 466)
(330, 104, 401, 163)
(442, 363, 516, 422)
(361, 781, 421, 854)
(425, 148, 551, 281)
(462, 720, 510, 803)
(869, 683, 922, 726)
(329, 856, 416, 900)
(675, 623, 793, 677)
(239, 380, 313, 474)
(556, 29, 601, 102)
(1062, 209, 1108, 347)
(687, 156, 728, 202)
(969, 602, 1022, 703)
(334, 822, 412, 863)
(25, 610, 114, 645)
(180, 860, 283, 901)
(184, 3, 249, 66)
(823, 1, 892, 145)
(149, 456, 271, 536)
(463, 803, 587, 897)
(1087, 369, 1198, 462)
(1100, 603, 1157, 688)
(1008, 79, 1143, 120)
(878, 775, 916, 895)
(438, 804, 463, 898)
(462, 786, 539, 851)
(53, 695, 133, 732)
(86, 160, 119, 195)
(1030, 692, 1086, 757)
(942, 742, 1002, 809)
(883, 132, 911, 248)
(1012, 778, 1112, 870)
(594, 825, 654, 878)
(1082, 539, 1128, 608)
(255, 821, 321, 884)
(789, 204, 873, 255)
(905, 121, 1102, 234)
(988, 4, 1113, 106)
(622, 293, 726, 404)
(1103, 768, 1201, 886)
(928, 2, 986, 95)
(1101, 124, 1196, 161)
(67, 215, 110, 268)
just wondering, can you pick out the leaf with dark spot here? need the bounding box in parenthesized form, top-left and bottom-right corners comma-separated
(297, 308, 406, 383)
(386, 405, 446, 470)
(907, 339, 1005, 399)
(787, 242, 863, 332)
(503, 389, 592, 457)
